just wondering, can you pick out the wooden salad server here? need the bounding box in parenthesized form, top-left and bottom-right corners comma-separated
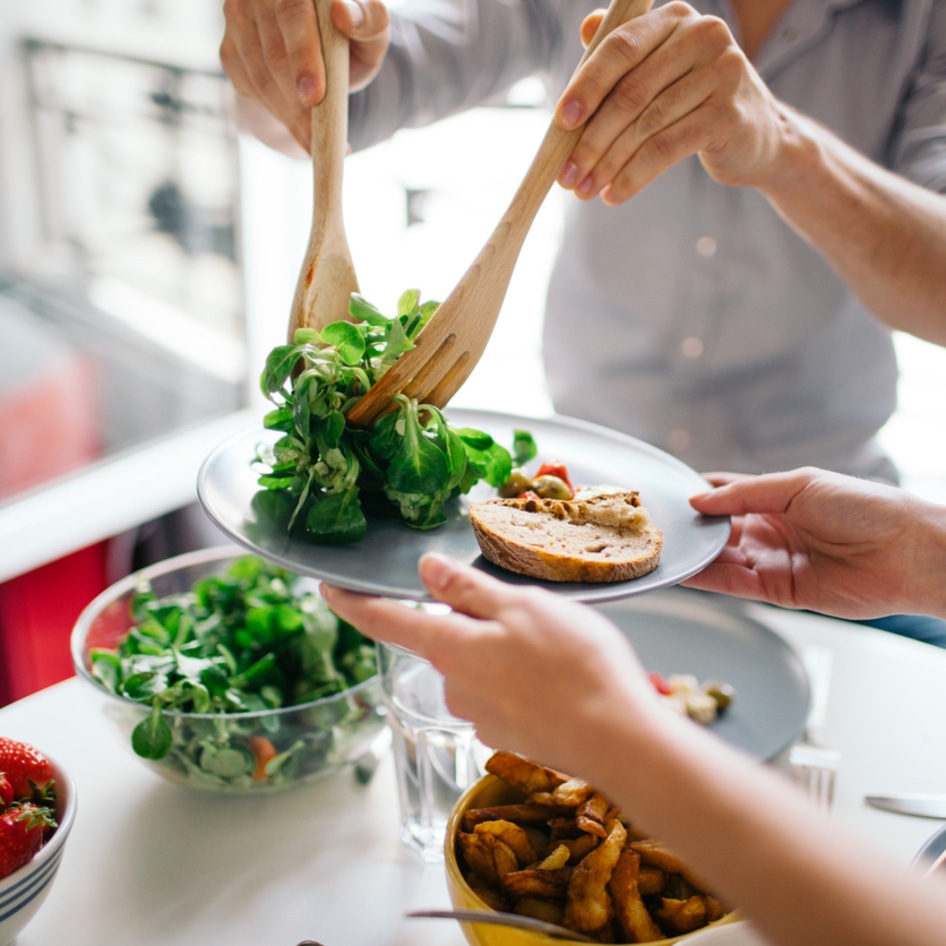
(346, 0, 655, 426)
(287, 0, 359, 338)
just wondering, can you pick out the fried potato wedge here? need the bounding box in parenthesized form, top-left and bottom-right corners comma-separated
(549, 816, 585, 841)
(474, 819, 538, 868)
(504, 865, 573, 901)
(486, 750, 567, 795)
(537, 843, 572, 871)
(531, 777, 597, 810)
(576, 792, 612, 838)
(563, 818, 627, 934)
(629, 839, 711, 892)
(515, 897, 566, 926)
(638, 864, 667, 897)
(704, 895, 730, 923)
(455, 753, 734, 943)
(609, 848, 665, 943)
(463, 802, 566, 831)
(553, 833, 600, 864)
(654, 895, 708, 935)
(459, 830, 520, 887)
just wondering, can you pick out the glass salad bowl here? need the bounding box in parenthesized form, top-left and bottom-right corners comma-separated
(70, 546, 386, 793)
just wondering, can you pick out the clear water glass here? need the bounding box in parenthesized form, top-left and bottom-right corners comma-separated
(378, 642, 486, 861)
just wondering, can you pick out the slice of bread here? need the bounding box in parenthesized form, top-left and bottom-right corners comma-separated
(468, 491, 663, 583)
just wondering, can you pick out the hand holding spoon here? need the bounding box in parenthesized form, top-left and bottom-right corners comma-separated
(287, 0, 359, 338)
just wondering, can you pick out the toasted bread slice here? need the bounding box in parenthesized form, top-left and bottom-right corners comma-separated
(468, 491, 662, 583)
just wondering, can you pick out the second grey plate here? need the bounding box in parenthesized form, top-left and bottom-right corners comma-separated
(597, 587, 810, 761)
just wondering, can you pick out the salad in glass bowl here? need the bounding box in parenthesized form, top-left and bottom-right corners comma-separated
(70, 547, 386, 793)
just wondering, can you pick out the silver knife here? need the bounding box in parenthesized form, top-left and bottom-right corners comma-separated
(865, 793, 946, 818)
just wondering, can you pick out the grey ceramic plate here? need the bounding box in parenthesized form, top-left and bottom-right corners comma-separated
(597, 587, 810, 761)
(197, 409, 731, 603)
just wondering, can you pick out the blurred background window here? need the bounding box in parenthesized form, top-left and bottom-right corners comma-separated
(0, 0, 943, 704)
(0, 0, 251, 703)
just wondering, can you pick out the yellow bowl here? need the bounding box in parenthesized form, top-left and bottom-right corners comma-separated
(444, 774, 740, 946)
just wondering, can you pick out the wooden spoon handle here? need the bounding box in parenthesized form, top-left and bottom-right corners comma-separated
(288, 0, 356, 337)
(311, 0, 349, 226)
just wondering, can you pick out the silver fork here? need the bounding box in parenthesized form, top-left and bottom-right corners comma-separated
(789, 645, 840, 809)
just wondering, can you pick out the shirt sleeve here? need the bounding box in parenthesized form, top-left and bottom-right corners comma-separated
(347, 0, 579, 152)
(888, 1, 946, 192)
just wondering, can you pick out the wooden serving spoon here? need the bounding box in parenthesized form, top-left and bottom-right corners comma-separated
(345, 0, 655, 426)
(287, 0, 359, 338)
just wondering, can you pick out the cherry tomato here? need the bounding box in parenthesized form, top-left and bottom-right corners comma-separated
(649, 672, 672, 696)
(249, 735, 278, 781)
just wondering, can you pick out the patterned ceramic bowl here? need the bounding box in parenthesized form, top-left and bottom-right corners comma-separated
(0, 754, 77, 946)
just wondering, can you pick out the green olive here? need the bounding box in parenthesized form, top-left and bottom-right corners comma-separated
(704, 682, 735, 712)
(498, 468, 534, 498)
(531, 474, 573, 500)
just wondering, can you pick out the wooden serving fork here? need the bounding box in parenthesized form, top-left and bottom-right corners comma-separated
(346, 0, 655, 426)
(287, 0, 359, 338)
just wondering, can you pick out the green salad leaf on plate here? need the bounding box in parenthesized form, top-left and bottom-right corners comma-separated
(255, 289, 537, 544)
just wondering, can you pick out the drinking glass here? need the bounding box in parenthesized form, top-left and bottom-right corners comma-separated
(377, 641, 487, 861)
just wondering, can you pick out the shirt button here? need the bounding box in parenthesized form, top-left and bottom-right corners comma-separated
(695, 236, 717, 257)
(681, 336, 704, 359)
(668, 428, 691, 451)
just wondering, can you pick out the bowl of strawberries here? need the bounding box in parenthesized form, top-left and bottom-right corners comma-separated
(0, 737, 77, 946)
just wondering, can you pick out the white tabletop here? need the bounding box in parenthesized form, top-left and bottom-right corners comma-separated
(4, 593, 946, 946)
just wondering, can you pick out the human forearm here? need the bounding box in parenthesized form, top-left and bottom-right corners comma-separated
(553, 5, 946, 346)
(900, 493, 946, 620)
(322, 554, 946, 945)
(349, 0, 566, 153)
(759, 110, 946, 346)
(589, 707, 946, 946)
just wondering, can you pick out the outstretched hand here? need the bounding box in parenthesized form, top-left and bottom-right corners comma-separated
(320, 554, 663, 775)
(684, 467, 946, 620)
(220, 0, 390, 152)
(554, 3, 795, 204)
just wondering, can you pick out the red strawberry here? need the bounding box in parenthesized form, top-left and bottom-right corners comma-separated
(0, 738, 53, 800)
(0, 803, 57, 879)
(0, 775, 13, 808)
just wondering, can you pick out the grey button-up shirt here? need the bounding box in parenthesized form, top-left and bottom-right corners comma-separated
(350, 0, 946, 480)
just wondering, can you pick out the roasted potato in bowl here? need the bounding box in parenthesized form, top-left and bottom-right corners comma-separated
(444, 752, 740, 946)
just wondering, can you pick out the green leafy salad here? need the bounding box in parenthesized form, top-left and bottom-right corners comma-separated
(255, 290, 537, 544)
(89, 555, 384, 792)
